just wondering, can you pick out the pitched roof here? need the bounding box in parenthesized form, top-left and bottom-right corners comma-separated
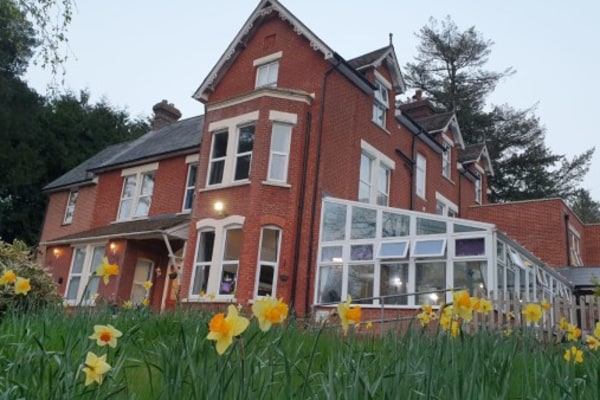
(414, 112, 455, 133)
(556, 267, 600, 289)
(42, 213, 190, 245)
(348, 45, 406, 93)
(193, 0, 373, 102)
(44, 115, 204, 192)
(458, 143, 494, 176)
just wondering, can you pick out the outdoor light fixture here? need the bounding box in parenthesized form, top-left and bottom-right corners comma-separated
(214, 201, 225, 216)
(109, 242, 118, 254)
(52, 248, 62, 258)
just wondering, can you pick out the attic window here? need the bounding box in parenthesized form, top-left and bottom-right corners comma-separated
(372, 80, 389, 127)
(254, 51, 282, 88)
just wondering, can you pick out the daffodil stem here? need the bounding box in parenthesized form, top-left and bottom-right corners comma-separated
(238, 337, 246, 399)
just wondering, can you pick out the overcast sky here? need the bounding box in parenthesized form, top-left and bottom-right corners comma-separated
(25, 1, 600, 200)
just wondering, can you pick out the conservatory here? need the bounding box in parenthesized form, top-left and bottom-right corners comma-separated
(315, 197, 573, 308)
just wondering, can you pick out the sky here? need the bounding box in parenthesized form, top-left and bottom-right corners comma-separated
(25, 0, 600, 200)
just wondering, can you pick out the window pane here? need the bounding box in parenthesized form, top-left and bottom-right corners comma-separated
(257, 265, 274, 297)
(497, 241, 505, 262)
(321, 246, 342, 262)
(455, 238, 485, 257)
(197, 231, 215, 262)
(184, 188, 195, 210)
(360, 154, 371, 183)
(220, 265, 237, 295)
(322, 202, 346, 241)
(378, 242, 408, 258)
(89, 246, 106, 273)
(209, 159, 225, 184)
(134, 196, 151, 217)
(66, 277, 81, 300)
(317, 265, 342, 303)
(415, 262, 445, 305)
(238, 126, 255, 153)
(234, 154, 251, 180)
(84, 276, 100, 300)
(348, 264, 374, 304)
(191, 265, 210, 295)
(260, 229, 279, 262)
(351, 206, 376, 239)
(268, 62, 279, 84)
(187, 164, 198, 186)
(212, 132, 228, 158)
(416, 218, 446, 235)
(454, 223, 485, 233)
(223, 229, 243, 260)
(358, 182, 371, 203)
(380, 263, 408, 305)
(271, 124, 291, 152)
(413, 239, 446, 257)
(382, 212, 410, 237)
(350, 244, 373, 261)
(140, 173, 155, 195)
(269, 154, 287, 181)
(71, 248, 86, 274)
(454, 261, 487, 294)
(122, 175, 136, 198)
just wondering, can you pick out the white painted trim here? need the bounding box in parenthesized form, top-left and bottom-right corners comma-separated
(253, 51, 283, 66)
(185, 154, 199, 164)
(441, 133, 454, 147)
(474, 164, 485, 174)
(269, 110, 298, 125)
(208, 111, 259, 132)
(360, 139, 395, 169)
(121, 162, 159, 177)
(196, 215, 245, 230)
(374, 70, 392, 90)
(435, 192, 459, 213)
(206, 89, 314, 112)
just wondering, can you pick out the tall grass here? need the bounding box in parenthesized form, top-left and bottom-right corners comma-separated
(0, 307, 598, 399)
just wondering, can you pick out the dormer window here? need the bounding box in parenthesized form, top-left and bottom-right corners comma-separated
(442, 142, 451, 179)
(254, 52, 282, 89)
(117, 163, 158, 221)
(372, 81, 389, 127)
(474, 172, 482, 204)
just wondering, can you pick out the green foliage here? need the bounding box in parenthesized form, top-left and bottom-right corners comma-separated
(571, 188, 600, 224)
(0, 0, 37, 76)
(405, 17, 595, 203)
(0, 238, 61, 313)
(0, 309, 598, 399)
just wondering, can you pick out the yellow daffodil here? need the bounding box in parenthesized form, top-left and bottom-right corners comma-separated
(417, 310, 433, 327)
(142, 297, 150, 307)
(207, 304, 250, 355)
(558, 317, 569, 331)
(440, 313, 452, 331)
(564, 346, 584, 364)
(252, 296, 289, 332)
(453, 290, 474, 322)
(208, 293, 216, 301)
(522, 303, 542, 324)
(450, 320, 461, 338)
(504, 328, 512, 337)
(567, 324, 581, 341)
(143, 280, 153, 291)
(366, 321, 373, 330)
(541, 299, 551, 311)
(82, 352, 111, 386)
(422, 304, 434, 314)
(89, 324, 123, 348)
(199, 290, 206, 297)
(14, 277, 31, 295)
(122, 300, 133, 310)
(337, 296, 362, 335)
(479, 298, 493, 315)
(0, 269, 16, 285)
(96, 257, 119, 285)
(586, 335, 600, 351)
(506, 311, 515, 320)
(594, 321, 600, 339)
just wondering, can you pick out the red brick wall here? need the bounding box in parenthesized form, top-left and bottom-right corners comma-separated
(466, 199, 572, 267)
(40, 185, 97, 242)
(585, 224, 600, 265)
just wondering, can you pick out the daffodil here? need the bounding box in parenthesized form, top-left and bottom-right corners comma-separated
(453, 290, 474, 322)
(366, 321, 373, 330)
(14, 277, 31, 295)
(207, 305, 250, 355)
(96, 257, 119, 285)
(567, 324, 581, 341)
(586, 335, 600, 351)
(252, 296, 289, 332)
(82, 352, 111, 386)
(337, 296, 362, 335)
(450, 320, 461, 338)
(506, 311, 515, 320)
(564, 346, 584, 364)
(504, 328, 512, 337)
(122, 300, 133, 310)
(143, 280, 153, 291)
(522, 303, 542, 324)
(558, 317, 569, 331)
(594, 321, 600, 339)
(541, 299, 551, 311)
(142, 297, 150, 307)
(0, 269, 16, 285)
(479, 298, 493, 315)
(89, 324, 123, 348)
(417, 310, 432, 327)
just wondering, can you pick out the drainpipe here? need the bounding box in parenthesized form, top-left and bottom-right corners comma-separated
(290, 111, 312, 311)
(410, 132, 417, 210)
(300, 62, 340, 317)
(564, 213, 571, 266)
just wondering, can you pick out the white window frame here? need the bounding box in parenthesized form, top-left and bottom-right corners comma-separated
(189, 216, 245, 300)
(435, 192, 458, 217)
(254, 226, 282, 298)
(377, 241, 410, 259)
(64, 244, 106, 305)
(412, 238, 447, 258)
(117, 163, 158, 221)
(206, 112, 259, 188)
(372, 81, 389, 128)
(256, 61, 279, 88)
(359, 140, 395, 206)
(569, 227, 584, 266)
(63, 190, 78, 224)
(474, 172, 482, 204)
(267, 123, 292, 183)
(442, 141, 452, 179)
(416, 153, 426, 199)
(182, 160, 198, 212)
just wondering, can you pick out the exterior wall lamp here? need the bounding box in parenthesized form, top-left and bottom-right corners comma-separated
(52, 248, 62, 259)
(214, 201, 226, 216)
(109, 242, 118, 254)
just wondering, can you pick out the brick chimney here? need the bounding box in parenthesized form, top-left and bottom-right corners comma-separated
(398, 90, 436, 119)
(152, 100, 182, 130)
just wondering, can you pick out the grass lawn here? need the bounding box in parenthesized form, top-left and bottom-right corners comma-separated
(0, 306, 598, 399)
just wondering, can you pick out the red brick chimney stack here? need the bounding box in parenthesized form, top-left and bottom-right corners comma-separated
(152, 100, 182, 130)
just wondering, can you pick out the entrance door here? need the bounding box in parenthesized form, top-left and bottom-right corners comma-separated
(131, 259, 153, 304)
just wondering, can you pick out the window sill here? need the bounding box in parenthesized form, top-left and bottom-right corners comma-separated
(261, 181, 291, 188)
(442, 175, 455, 185)
(183, 296, 237, 303)
(200, 181, 251, 193)
(371, 120, 391, 135)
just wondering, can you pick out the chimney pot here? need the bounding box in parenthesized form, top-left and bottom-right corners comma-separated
(413, 90, 423, 101)
(152, 100, 182, 130)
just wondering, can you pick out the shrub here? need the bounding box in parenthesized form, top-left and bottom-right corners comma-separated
(0, 239, 61, 314)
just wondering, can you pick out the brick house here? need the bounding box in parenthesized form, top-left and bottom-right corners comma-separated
(39, 0, 582, 315)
